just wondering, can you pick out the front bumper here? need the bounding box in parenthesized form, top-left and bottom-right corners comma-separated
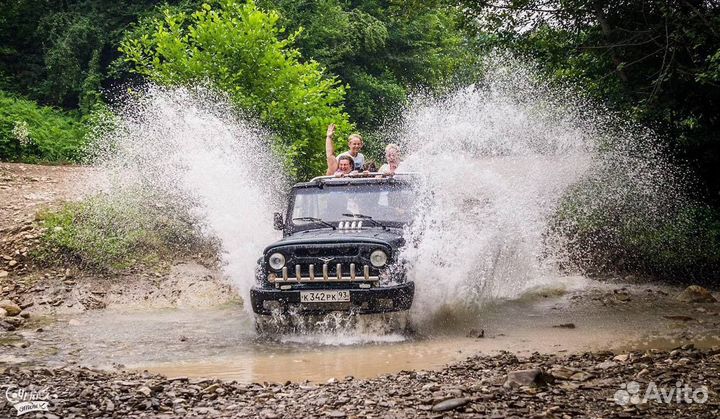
(250, 282, 414, 315)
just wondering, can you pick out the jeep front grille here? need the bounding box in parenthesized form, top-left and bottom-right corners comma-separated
(294, 246, 359, 258)
(269, 263, 379, 283)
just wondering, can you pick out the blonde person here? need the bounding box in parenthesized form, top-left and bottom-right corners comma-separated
(325, 124, 365, 175)
(379, 143, 401, 174)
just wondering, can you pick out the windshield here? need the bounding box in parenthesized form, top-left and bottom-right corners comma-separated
(291, 183, 416, 226)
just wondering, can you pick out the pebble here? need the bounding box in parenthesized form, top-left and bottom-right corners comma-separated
(677, 285, 717, 303)
(0, 299, 21, 316)
(431, 397, 470, 412)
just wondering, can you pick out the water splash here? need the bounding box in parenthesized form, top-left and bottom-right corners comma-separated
(84, 60, 692, 337)
(88, 85, 285, 306)
(393, 55, 689, 325)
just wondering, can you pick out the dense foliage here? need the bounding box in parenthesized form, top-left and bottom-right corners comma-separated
(0, 91, 87, 162)
(461, 0, 720, 203)
(461, 0, 720, 279)
(119, 0, 353, 178)
(258, 0, 474, 131)
(0, 0, 186, 110)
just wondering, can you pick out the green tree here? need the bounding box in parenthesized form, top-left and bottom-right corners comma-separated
(460, 0, 720, 203)
(460, 0, 720, 278)
(119, 0, 353, 179)
(258, 0, 474, 131)
(0, 0, 198, 111)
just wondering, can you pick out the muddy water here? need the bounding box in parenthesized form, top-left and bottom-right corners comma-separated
(15, 279, 720, 383)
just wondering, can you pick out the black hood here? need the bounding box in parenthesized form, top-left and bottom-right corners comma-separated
(265, 228, 405, 253)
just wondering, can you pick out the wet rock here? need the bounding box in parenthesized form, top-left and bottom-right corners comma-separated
(202, 383, 220, 393)
(663, 314, 695, 321)
(432, 397, 470, 412)
(0, 320, 16, 331)
(614, 291, 631, 302)
(613, 354, 630, 362)
(466, 328, 485, 338)
(0, 299, 21, 316)
(548, 366, 579, 380)
(569, 371, 594, 381)
(138, 386, 153, 397)
(594, 360, 617, 370)
(504, 368, 551, 388)
(552, 323, 576, 329)
(677, 285, 717, 303)
(3, 316, 24, 327)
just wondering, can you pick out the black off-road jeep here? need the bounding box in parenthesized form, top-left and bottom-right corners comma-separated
(250, 174, 417, 333)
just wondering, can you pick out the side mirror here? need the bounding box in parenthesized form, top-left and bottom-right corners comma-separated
(273, 212, 284, 230)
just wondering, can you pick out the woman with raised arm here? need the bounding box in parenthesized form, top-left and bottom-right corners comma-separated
(325, 123, 365, 175)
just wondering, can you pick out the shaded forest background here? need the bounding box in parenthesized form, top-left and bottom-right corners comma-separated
(1, 0, 719, 279)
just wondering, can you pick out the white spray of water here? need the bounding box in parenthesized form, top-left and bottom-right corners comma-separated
(392, 58, 633, 324)
(87, 60, 689, 337)
(90, 86, 284, 307)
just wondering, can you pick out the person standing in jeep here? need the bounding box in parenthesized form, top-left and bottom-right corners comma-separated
(325, 123, 365, 174)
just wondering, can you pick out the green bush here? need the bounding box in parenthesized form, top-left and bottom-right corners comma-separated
(35, 192, 218, 272)
(119, 0, 353, 179)
(550, 179, 720, 281)
(0, 91, 87, 162)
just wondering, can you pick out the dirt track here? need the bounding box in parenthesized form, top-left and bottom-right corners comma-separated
(0, 163, 91, 232)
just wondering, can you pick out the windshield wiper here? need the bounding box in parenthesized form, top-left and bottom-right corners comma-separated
(342, 213, 386, 230)
(292, 217, 336, 230)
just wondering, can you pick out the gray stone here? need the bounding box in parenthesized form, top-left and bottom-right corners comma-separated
(432, 397, 470, 412)
(504, 368, 550, 387)
(0, 299, 21, 316)
(677, 285, 717, 303)
(137, 386, 152, 397)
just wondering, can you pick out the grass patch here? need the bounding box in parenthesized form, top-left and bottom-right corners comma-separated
(35, 192, 218, 272)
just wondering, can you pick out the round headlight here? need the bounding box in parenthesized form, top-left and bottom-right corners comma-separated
(268, 253, 286, 270)
(370, 249, 388, 267)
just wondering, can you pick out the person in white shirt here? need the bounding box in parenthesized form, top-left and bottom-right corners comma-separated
(378, 143, 401, 174)
(325, 124, 365, 175)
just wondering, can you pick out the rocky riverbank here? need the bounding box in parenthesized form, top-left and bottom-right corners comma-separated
(2, 347, 719, 418)
(0, 163, 239, 332)
(3, 163, 720, 419)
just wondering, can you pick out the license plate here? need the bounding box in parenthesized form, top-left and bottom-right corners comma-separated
(300, 290, 350, 303)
